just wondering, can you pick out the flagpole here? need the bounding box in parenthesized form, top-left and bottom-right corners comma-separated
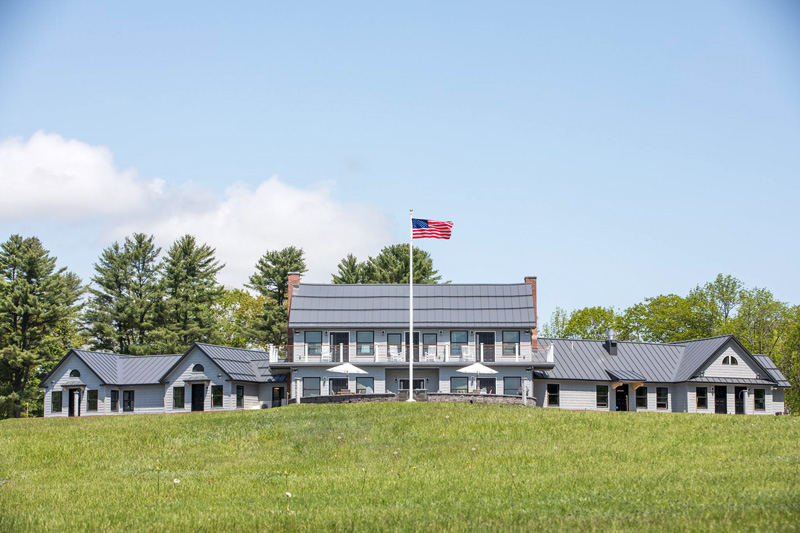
(408, 208, 415, 402)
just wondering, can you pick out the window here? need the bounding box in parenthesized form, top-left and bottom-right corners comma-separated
(387, 333, 403, 358)
(211, 385, 223, 407)
(69, 369, 81, 378)
(656, 387, 668, 410)
(123, 390, 135, 412)
(356, 377, 374, 394)
(504, 377, 522, 396)
(305, 331, 322, 355)
(192, 364, 204, 373)
(596, 385, 609, 408)
(52, 391, 62, 412)
(754, 389, 765, 411)
(87, 390, 98, 411)
(722, 356, 739, 366)
(502, 331, 520, 356)
(636, 387, 647, 409)
(303, 377, 320, 397)
(236, 385, 245, 408)
(450, 377, 468, 393)
(450, 330, 468, 355)
(547, 384, 560, 407)
(696, 387, 708, 410)
(110, 390, 119, 411)
(422, 333, 438, 359)
(356, 331, 374, 355)
(173, 387, 185, 409)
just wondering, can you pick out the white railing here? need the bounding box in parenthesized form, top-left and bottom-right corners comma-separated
(270, 343, 553, 364)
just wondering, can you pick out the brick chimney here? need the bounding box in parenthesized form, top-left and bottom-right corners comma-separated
(287, 272, 301, 349)
(524, 276, 538, 347)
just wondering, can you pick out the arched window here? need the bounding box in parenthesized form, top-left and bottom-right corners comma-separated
(69, 369, 81, 378)
(192, 364, 204, 373)
(722, 356, 739, 366)
(729, 356, 738, 365)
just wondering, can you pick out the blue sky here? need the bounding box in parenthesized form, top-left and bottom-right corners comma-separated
(1, 0, 798, 322)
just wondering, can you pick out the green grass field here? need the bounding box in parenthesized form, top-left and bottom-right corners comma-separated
(1, 403, 799, 532)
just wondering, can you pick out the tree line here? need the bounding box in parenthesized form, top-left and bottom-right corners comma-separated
(541, 274, 800, 413)
(0, 234, 439, 417)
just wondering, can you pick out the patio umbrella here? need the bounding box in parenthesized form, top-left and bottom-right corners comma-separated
(327, 362, 368, 392)
(457, 362, 498, 392)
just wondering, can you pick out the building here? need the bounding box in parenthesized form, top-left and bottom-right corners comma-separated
(277, 274, 554, 399)
(40, 273, 790, 417)
(40, 343, 288, 417)
(533, 334, 789, 415)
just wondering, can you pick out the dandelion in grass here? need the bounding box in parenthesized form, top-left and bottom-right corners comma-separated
(285, 491, 292, 512)
(173, 478, 180, 484)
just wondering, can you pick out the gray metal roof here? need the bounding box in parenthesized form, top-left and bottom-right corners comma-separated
(689, 377, 777, 386)
(288, 283, 536, 329)
(535, 336, 788, 387)
(752, 354, 791, 387)
(118, 354, 182, 385)
(671, 336, 732, 382)
(538, 338, 684, 383)
(192, 344, 272, 382)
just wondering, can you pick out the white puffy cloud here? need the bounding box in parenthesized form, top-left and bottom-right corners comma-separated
(0, 131, 161, 219)
(0, 131, 393, 286)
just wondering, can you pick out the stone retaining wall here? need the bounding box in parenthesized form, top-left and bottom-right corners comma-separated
(298, 393, 396, 404)
(427, 393, 536, 406)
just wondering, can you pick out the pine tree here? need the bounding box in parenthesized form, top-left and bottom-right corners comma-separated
(0, 235, 83, 418)
(364, 244, 441, 284)
(331, 254, 368, 284)
(247, 246, 307, 306)
(85, 233, 162, 354)
(153, 235, 224, 354)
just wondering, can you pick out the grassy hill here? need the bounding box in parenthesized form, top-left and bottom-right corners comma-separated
(1, 403, 799, 532)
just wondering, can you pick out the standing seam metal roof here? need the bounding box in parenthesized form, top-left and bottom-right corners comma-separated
(288, 283, 537, 328)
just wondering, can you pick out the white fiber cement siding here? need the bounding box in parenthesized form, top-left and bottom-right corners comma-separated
(702, 345, 761, 380)
(44, 354, 104, 417)
(533, 381, 674, 412)
(293, 367, 388, 397)
(164, 347, 230, 412)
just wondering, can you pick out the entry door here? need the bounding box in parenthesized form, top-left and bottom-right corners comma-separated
(735, 387, 746, 415)
(272, 387, 283, 407)
(476, 332, 496, 362)
(478, 378, 496, 394)
(714, 386, 727, 414)
(330, 378, 348, 395)
(404, 332, 420, 362)
(330, 332, 350, 362)
(68, 389, 80, 417)
(399, 379, 425, 391)
(191, 384, 205, 411)
(616, 384, 629, 411)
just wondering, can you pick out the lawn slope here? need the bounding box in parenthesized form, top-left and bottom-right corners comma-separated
(1, 403, 799, 532)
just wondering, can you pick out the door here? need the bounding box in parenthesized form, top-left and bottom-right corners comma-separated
(735, 387, 746, 415)
(476, 332, 496, 362)
(478, 378, 496, 394)
(330, 332, 350, 362)
(272, 386, 283, 407)
(422, 333, 438, 361)
(191, 384, 205, 411)
(330, 378, 348, 395)
(399, 379, 425, 391)
(68, 389, 80, 417)
(616, 384, 629, 411)
(714, 386, 727, 414)
(404, 332, 420, 362)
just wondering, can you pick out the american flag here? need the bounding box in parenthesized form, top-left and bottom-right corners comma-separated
(412, 218, 453, 239)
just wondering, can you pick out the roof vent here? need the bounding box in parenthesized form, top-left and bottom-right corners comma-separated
(605, 329, 618, 356)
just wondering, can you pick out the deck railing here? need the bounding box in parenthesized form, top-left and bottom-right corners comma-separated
(269, 343, 553, 364)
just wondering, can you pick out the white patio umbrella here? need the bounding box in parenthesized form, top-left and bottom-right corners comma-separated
(457, 362, 498, 392)
(327, 362, 368, 393)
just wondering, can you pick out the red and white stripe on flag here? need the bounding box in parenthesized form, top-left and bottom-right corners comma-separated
(412, 218, 453, 239)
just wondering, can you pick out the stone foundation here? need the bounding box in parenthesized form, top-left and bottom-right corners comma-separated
(427, 393, 536, 406)
(298, 393, 396, 404)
